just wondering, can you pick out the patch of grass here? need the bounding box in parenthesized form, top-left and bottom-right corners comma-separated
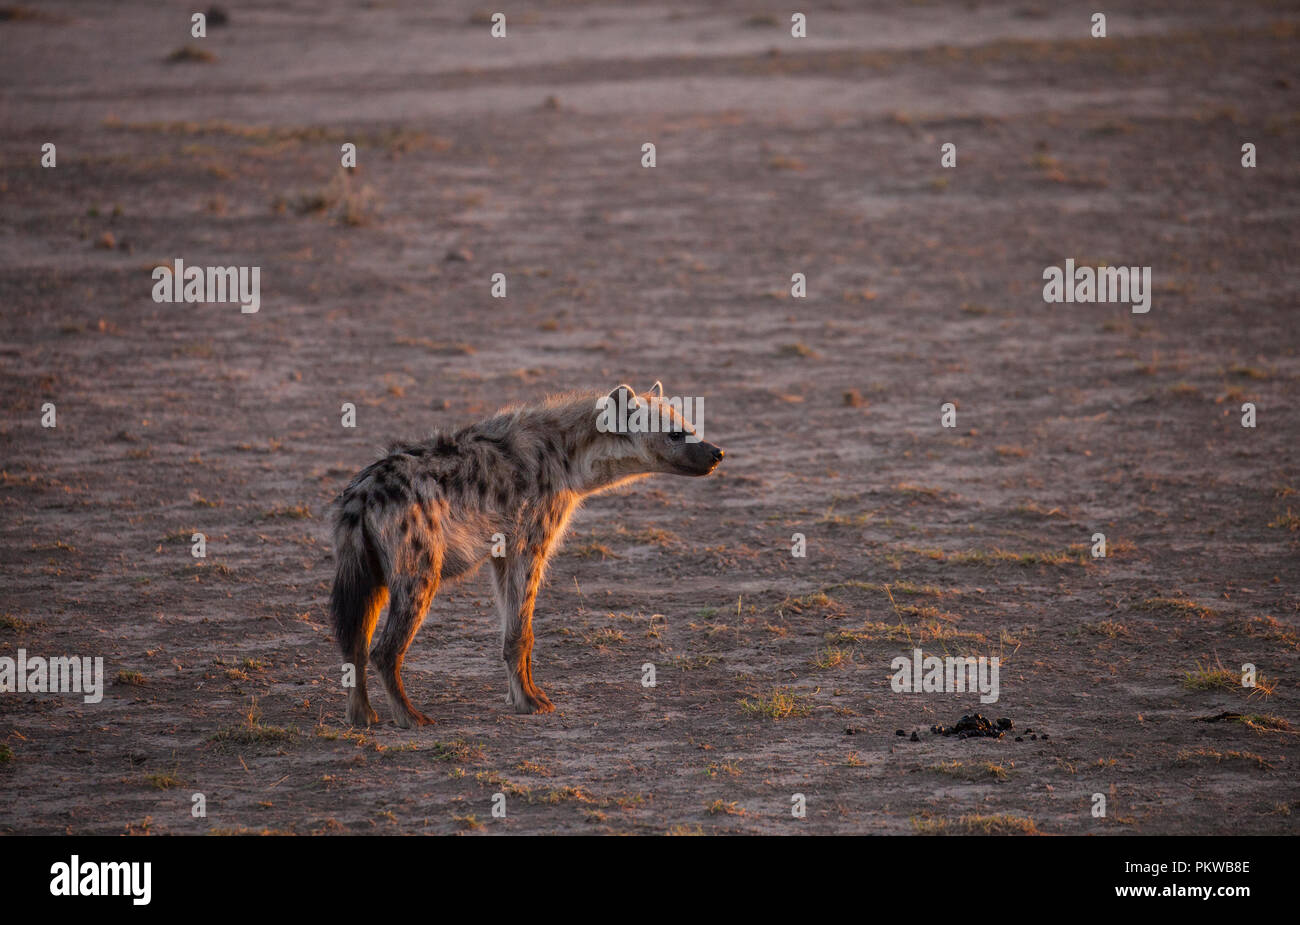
(817, 507, 873, 526)
(900, 545, 1085, 567)
(1083, 620, 1130, 638)
(930, 760, 1010, 781)
(1175, 747, 1271, 770)
(1182, 658, 1274, 696)
(949, 547, 1085, 567)
(893, 482, 949, 499)
(705, 799, 745, 816)
(826, 621, 911, 645)
(778, 591, 836, 613)
(0, 615, 35, 633)
(1182, 660, 1239, 692)
(673, 653, 719, 670)
(452, 813, 483, 831)
(912, 813, 1038, 835)
(1139, 596, 1218, 619)
(738, 687, 811, 720)
(429, 739, 486, 762)
(211, 699, 295, 746)
(144, 771, 182, 790)
(1226, 616, 1299, 650)
(581, 627, 625, 647)
(811, 646, 852, 670)
(263, 504, 312, 520)
(0, 743, 12, 764)
(166, 45, 216, 64)
(570, 541, 617, 559)
(1234, 714, 1291, 732)
(618, 526, 680, 547)
(115, 670, 146, 686)
(1268, 508, 1300, 532)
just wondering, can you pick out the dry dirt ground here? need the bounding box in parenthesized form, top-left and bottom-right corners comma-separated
(1, 0, 1298, 835)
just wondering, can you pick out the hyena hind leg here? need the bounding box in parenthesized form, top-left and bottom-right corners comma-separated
(370, 572, 438, 729)
(345, 586, 386, 727)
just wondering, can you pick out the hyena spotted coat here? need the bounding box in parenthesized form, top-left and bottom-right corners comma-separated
(329, 383, 724, 727)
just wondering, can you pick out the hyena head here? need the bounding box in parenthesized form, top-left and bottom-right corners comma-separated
(594, 382, 724, 478)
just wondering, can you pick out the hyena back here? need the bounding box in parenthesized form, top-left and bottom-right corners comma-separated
(329, 383, 723, 728)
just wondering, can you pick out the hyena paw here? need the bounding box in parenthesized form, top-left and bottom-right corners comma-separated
(345, 703, 379, 726)
(393, 709, 434, 729)
(513, 691, 555, 715)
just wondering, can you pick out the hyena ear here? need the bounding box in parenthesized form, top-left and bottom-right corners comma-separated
(608, 383, 639, 408)
(646, 381, 664, 400)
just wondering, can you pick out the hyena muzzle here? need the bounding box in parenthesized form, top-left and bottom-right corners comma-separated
(329, 382, 723, 727)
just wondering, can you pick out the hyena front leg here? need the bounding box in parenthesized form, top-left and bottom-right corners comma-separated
(370, 570, 438, 728)
(491, 553, 554, 714)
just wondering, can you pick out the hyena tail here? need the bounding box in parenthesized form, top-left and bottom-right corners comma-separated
(330, 511, 387, 725)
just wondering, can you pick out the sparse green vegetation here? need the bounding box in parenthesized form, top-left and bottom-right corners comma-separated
(739, 687, 811, 720)
(1139, 597, 1218, 619)
(811, 646, 852, 670)
(1182, 660, 1239, 692)
(912, 813, 1038, 835)
(1175, 747, 1271, 770)
(144, 771, 182, 790)
(429, 739, 485, 763)
(1084, 620, 1130, 638)
(930, 760, 1010, 781)
(263, 504, 312, 520)
(211, 699, 295, 746)
(1234, 714, 1291, 732)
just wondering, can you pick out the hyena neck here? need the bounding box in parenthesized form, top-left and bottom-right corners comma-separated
(516, 392, 655, 498)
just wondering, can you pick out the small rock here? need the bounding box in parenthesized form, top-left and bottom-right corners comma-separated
(445, 247, 474, 262)
(1015, 736, 1024, 742)
(895, 729, 905, 737)
(909, 731, 919, 742)
(95, 231, 115, 249)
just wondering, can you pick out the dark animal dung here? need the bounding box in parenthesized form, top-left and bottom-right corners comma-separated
(928, 714, 1032, 741)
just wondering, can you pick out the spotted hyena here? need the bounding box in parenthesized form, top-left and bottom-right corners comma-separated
(329, 382, 724, 727)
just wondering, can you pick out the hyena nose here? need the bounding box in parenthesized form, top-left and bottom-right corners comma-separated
(711, 446, 725, 462)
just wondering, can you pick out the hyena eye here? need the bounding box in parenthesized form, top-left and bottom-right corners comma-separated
(668, 429, 686, 443)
